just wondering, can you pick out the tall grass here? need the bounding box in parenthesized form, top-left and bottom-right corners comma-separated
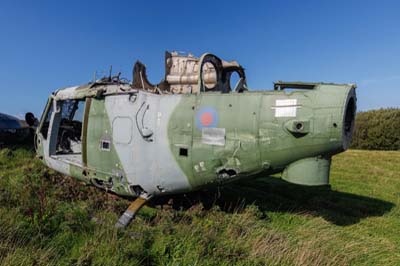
(0, 147, 399, 265)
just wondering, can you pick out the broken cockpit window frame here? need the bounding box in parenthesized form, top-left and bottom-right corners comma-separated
(39, 98, 54, 140)
(55, 99, 85, 155)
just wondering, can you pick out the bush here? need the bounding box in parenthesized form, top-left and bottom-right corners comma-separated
(351, 108, 400, 150)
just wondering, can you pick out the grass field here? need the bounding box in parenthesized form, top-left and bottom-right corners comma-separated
(0, 146, 399, 266)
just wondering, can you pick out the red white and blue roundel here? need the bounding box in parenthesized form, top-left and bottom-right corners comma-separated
(196, 107, 219, 130)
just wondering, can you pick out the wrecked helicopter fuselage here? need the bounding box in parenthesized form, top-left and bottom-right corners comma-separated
(35, 51, 357, 228)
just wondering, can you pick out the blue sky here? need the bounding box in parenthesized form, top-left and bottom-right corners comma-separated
(1, 0, 399, 117)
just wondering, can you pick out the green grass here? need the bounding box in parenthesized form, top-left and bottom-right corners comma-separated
(0, 146, 399, 266)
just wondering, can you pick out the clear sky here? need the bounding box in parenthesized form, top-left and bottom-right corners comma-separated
(1, 0, 399, 117)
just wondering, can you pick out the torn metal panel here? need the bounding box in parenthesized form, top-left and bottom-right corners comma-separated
(132, 51, 247, 94)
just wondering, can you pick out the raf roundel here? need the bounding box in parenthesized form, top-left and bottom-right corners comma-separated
(196, 107, 219, 130)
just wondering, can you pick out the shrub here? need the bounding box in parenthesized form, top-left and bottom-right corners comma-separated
(351, 108, 400, 150)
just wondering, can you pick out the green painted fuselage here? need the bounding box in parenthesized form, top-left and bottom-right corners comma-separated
(35, 81, 356, 198)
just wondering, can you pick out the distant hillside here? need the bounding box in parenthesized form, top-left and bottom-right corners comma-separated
(351, 108, 400, 150)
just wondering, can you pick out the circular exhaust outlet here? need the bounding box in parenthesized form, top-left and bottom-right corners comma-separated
(342, 88, 356, 150)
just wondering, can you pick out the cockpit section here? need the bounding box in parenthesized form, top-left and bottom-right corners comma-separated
(55, 99, 84, 155)
(131, 51, 247, 94)
(38, 98, 85, 168)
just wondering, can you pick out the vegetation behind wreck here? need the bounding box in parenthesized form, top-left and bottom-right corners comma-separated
(351, 108, 400, 150)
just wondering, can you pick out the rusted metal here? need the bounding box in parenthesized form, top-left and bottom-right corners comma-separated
(115, 197, 149, 228)
(131, 51, 247, 94)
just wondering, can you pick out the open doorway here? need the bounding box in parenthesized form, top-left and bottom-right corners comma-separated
(53, 99, 85, 165)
